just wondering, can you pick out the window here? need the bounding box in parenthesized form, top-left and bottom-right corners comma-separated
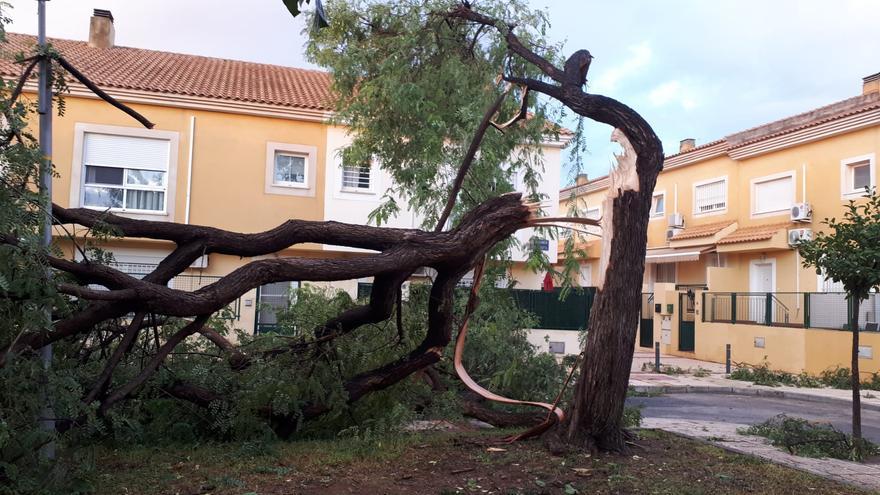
(256, 281, 300, 333)
(80, 132, 170, 213)
(265, 142, 317, 197)
(650, 192, 665, 217)
(751, 172, 794, 216)
(841, 154, 876, 198)
(342, 163, 371, 191)
(655, 263, 676, 284)
(273, 152, 306, 187)
(548, 341, 565, 354)
(693, 178, 727, 214)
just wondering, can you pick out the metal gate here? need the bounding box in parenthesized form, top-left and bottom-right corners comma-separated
(639, 293, 654, 348)
(679, 292, 695, 351)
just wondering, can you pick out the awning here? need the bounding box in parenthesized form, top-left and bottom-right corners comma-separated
(645, 245, 714, 264)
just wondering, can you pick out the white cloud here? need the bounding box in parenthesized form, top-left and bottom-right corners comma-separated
(590, 41, 652, 93)
(648, 80, 697, 110)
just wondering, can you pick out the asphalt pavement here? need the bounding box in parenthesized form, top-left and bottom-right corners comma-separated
(628, 392, 880, 443)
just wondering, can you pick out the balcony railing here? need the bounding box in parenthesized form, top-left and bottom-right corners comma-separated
(703, 292, 880, 331)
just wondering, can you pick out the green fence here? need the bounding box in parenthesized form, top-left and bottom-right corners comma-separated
(510, 287, 595, 330)
(357, 282, 595, 331)
(703, 292, 879, 332)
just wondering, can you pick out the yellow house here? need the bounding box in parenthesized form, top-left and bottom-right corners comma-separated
(560, 71, 880, 375)
(2, 10, 569, 335)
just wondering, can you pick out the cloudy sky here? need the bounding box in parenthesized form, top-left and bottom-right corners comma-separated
(6, 0, 880, 185)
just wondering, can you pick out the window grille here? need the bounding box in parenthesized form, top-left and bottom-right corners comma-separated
(342, 164, 371, 190)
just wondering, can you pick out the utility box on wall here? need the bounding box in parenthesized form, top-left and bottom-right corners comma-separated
(660, 315, 672, 345)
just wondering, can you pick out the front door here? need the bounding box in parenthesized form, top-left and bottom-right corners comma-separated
(679, 292, 695, 352)
(749, 260, 775, 323)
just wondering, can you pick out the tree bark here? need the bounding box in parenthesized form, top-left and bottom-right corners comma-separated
(446, 4, 664, 453)
(851, 296, 863, 459)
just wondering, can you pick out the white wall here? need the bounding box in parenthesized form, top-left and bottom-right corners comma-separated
(510, 146, 562, 264)
(322, 126, 421, 252)
(526, 328, 582, 357)
(323, 125, 566, 262)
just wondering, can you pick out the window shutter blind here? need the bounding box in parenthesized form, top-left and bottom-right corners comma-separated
(754, 176, 793, 213)
(83, 132, 170, 171)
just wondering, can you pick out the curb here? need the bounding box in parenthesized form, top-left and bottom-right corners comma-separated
(630, 384, 880, 412)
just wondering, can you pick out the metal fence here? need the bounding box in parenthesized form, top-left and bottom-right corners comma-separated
(118, 264, 241, 319)
(509, 288, 595, 330)
(703, 292, 880, 331)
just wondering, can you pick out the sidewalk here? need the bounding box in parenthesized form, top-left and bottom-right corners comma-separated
(642, 417, 880, 492)
(629, 351, 880, 411)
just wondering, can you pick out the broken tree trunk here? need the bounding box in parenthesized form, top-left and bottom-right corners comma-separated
(446, 5, 665, 452)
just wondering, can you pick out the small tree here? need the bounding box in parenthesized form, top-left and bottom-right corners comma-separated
(798, 187, 880, 460)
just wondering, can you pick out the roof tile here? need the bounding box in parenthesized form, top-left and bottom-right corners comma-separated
(671, 220, 735, 241)
(717, 222, 791, 245)
(0, 33, 333, 111)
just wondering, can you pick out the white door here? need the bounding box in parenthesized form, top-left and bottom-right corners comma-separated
(749, 260, 775, 322)
(579, 264, 592, 287)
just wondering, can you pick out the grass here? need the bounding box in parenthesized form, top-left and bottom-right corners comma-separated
(85, 429, 873, 495)
(729, 361, 880, 390)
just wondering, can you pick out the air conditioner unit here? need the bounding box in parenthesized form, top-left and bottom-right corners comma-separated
(790, 203, 812, 222)
(666, 227, 683, 240)
(667, 213, 685, 228)
(788, 228, 813, 247)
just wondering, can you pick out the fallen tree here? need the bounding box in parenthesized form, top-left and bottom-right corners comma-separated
(2, 1, 661, 454)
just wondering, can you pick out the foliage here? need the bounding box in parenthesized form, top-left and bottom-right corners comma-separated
(741, 414, 880, 460)
(728, 361, 880, 390)
(306, 0, 560, 231)
(798, 187, 880, 303)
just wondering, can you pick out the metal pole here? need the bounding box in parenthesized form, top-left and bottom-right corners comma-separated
(654, 342, 660, 372)
(37, 0, 55, 460)
(725, 344, 731, 374)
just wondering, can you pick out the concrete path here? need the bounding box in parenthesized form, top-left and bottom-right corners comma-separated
(640, 417, 880, 492)
(627, 352, 880, 492)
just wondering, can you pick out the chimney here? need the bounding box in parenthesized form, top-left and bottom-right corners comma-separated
(88, 9, 115, 49)
(679, 138, 696, 153)
(575, 173, 589, 186)
(863, 72, 880, 96)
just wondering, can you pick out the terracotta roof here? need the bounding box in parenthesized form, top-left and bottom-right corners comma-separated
(727, 92, 880, 149)
(0, 33, 333, 111)
(671, 220, 735, 241)
(717, 222, 790, 245)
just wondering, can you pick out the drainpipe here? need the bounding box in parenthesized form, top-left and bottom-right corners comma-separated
(184, 115, 195, 224)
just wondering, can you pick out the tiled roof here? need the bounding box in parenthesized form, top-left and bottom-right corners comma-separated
(671, 220, 735, 241)
(0, 33, 333, 111)
(717, 222, 790, 245)
(727, 92, 880, 149)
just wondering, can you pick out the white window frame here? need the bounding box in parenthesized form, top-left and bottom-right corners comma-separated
(650, 190, 666, 219)
(69, 123, 179, 220)
(840, 153, 876, 199)
(340, 162, 375, 194)
(750, 170, 795, 218)
(692, 176, 728, 216)
(265, 142, 317, 197)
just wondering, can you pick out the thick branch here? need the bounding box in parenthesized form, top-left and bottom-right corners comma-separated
(435, 89, 508, 232)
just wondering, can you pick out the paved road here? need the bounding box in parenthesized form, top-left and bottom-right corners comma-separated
(627, 393, 880, 443)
